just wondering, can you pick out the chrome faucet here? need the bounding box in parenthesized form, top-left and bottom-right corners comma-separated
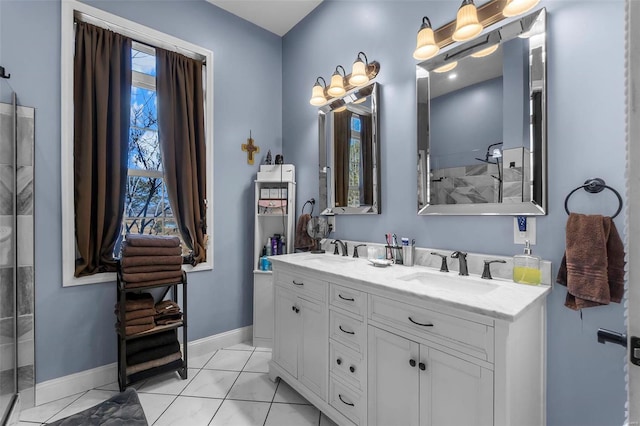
(451, 251, 468, 276)
(332, 240, 348, 256)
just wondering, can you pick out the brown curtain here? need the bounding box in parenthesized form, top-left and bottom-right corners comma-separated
(156, 48, 207, 264)
(74, 22, 131, 277)
(361, 114, 373, 205)
(333, 111, 350, 207)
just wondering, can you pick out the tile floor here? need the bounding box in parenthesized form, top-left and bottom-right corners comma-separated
(18, 342, 338, 426)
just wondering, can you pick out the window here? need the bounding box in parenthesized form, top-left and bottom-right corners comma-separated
(348, 114, 362, 207)
(61, 0, 214, 286)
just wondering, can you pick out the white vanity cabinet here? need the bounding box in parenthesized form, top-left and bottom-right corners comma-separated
(269, 255, 548, 426)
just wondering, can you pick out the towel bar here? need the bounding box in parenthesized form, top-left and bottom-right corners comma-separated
(564, 178, 623, 219)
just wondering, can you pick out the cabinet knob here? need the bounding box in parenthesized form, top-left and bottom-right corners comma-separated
(409, 359, 416, 367)
(349, 365, 356, 373)
(336, 358, 342, 365)
(419, 362, 426, 371)
(292, 306, 295, 311)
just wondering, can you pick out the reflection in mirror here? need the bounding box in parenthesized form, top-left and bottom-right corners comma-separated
(417, 8, 546, 215)
(319, 82, 380, 215)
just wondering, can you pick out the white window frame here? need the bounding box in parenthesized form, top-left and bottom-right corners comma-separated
(61, 0, 214, 286)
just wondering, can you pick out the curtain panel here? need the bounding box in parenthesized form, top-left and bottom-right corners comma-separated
(156, 48, 207, 265)
(73, 21, 131, 277)
(333, 111, 350, 207)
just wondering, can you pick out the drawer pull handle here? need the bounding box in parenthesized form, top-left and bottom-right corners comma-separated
(292, 280, 304, 286)
(419, 362, 426, 371)
(338, 394, 355, 407)
(408, 316, 434, 327)
(291, 306, 299, 314)
(349, 365, 356, 373)
(409, 359, 416, 367)
(338, 294, 355, 302)
(337, 358, 342, 365)
(339, 325, 355, 335)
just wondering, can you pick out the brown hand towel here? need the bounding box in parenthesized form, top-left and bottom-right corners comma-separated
(155, 317, 183, 326)
(125, 234, 181, 248)
(126, 316, 155, 326)
(155, 300, 181, 315)
(113, 293, 155, 312)
(114, 308, 157, 321)
(124, 277, 185, 289)
(116, 322, 156, 336)
(122, 270, 184, 283)
(122, 244, 183, 257)
(154, 312, 182, 324)
(556, 213, 625, 310)
(121, 264, 182, 274)
(125, 351, 182, 375)
(295, 213, 316, 251)
(120, 255, 183, 268)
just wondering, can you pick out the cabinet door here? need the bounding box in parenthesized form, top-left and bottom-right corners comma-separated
(253, 273, 274, 344)
(273, 286, 299, 377)
(420, 347, 493, 426)
(368, 326, 420, 426)
(298, 296, 328, 400)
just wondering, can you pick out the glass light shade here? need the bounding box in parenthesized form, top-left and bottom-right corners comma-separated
(452, 3, 483, 42)
(310, 84, 326, 106)
(328, 73, 346, 97)
(413, 27, 440, 61)
(503, 0, 540, 17)
(433, 61, 458, 73)
(471, 44, 499, 58)
(349, 59, 369, 86)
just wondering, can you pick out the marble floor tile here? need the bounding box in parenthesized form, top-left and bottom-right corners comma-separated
(209, 399, 270, 426)
(224, 341, 255, 351)
(153, 395, 222, 426)
(187, 350, 217, 369)
(47, 390, 118, 423)
(226, 372, 277, 402)
(19, 392, 84, 423)
(264, 402, 320, 426)
(181, 369, 239, 399)
(243, 350, 271, 373)
(273, 380, 310, 405)
(203, 349, 251, 371)
(254, 346, 272, 352)
(136, 368, 197, 395)
(136, 392, 176, 424)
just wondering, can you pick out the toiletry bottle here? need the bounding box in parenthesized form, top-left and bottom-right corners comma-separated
(513, 240, 541, 285)
(272, 235, 279, 256)
(266, 238, 272, 256)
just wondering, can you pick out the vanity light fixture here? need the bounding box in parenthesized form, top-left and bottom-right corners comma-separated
(328, 65, 347, 98)
(471, 43, 499, 58)
(310, 76, 328, 106)
(433, 61, 458, 73)
(349, 52, 371, 86)
(503, 0, 540, 17)
(452, 0, 483, 42)
(413, 17, 440, 61)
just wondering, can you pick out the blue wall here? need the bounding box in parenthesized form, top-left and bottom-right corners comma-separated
(0, 0, 283, 382)
(283, 1, 626, 425)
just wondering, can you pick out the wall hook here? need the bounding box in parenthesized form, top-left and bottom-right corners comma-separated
(0, 66, 10, 79)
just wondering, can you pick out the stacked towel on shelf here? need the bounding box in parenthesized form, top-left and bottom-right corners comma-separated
(115, 293, 156, 336)
(125, 330, 182, 379)
(154, 300, 183, 326)
(120, 235, 184, 288)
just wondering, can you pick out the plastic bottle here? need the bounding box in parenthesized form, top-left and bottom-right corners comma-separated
(266, 238, 272, 256)
(513, 240, 541, 285)
(272, 235, 279, 256)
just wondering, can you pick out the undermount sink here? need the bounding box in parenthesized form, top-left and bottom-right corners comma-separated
(397, 272, 500, 295)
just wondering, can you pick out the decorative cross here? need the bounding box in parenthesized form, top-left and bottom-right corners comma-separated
(241, 131, 260, 165)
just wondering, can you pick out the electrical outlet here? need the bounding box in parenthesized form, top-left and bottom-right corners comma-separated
(513, 217, 536, 244)
(327, 216, 336, 234)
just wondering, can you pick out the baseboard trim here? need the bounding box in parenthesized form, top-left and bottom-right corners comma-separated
(35, 325, 253, 406)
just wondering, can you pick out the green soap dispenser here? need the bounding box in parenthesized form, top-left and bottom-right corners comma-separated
(513, 240, 541, 285)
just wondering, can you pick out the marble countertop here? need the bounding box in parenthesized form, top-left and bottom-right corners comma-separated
(270, 252, 551, 322)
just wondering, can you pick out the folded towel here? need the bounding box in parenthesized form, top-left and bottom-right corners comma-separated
(155, 300, 181, 315)
(126, 351, 182, 375)
(126, 330, 178, 356)
(117, 322, 155, 336)
(122, 244, 183, 257)
(556, 213, 625, 310)
(124, 277, 184, 289)
(126, 316, 155, 326)
(114, 308, 157, 321)
(120, 255, 183, 268)
(155, 313, 182, 325)
(122, 270, 183, 283)
(126, 234, 181, 248)
(127, 359, 183, 384)
(127, 341, 181, 365)
(295, 213, 316, 251)
(121, 264, 182, 274)
(114, 293, 155, 312)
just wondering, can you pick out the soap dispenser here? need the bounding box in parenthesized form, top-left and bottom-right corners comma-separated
(513, 240, 541, 285)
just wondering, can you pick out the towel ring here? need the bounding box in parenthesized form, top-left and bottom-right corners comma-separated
(301, 198, 315, 215)
(564, 178, 623, 219)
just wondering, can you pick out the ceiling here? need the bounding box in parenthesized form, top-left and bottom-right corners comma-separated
(207, 0, 324, 36)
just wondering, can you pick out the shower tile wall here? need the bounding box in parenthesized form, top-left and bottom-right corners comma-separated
(430, 164, 500, 204)
(0, 103, 35, 409)
(502, 147, 530, 204)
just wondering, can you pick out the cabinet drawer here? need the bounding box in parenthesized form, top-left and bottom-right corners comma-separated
(330, 310, 366, 354)
(330, 284, 364, 318)
(330, 342, 364, 391)
(369, 295, 494, 362)
(276, 269, 326, 302)
(329, 376, 364, 426)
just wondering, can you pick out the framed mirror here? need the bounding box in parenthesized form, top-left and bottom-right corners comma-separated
(417, 9, 546, 215)
(319, 82, 380, 215)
